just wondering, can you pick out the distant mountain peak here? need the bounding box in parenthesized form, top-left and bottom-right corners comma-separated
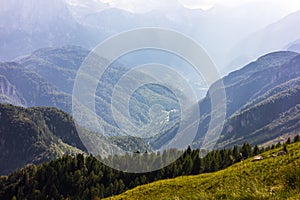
(257, 51, 299, 62)
(0, 0, 74, 30)
(255, 51, 299, 69)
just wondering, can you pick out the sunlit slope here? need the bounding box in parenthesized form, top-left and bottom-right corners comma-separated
(107, 142, 300, 200)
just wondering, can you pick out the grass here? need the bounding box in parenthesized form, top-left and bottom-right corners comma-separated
(105, 142, 300, 200)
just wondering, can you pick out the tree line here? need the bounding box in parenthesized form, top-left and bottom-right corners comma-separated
(1, 135, 299, 200)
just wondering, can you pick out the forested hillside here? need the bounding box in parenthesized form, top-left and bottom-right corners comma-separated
(1, 136, 298, 199)
(0, 104, 86, 175)
(108, 140, 300, 200)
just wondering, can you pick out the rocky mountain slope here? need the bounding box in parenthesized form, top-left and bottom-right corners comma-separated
(1, 47, 299, 157)
(0, 62, 71, 112)
(194, 51, 300, 149)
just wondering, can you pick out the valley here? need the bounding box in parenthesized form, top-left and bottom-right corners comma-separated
(0, 1, 300, 199)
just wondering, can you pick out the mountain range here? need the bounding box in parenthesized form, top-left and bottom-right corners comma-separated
(194, 51, 300, 149)
(0, 62, 71, 111)
(0, 46, 299, 175)
(1, 0, 299, 74)
(1, 1, 300, 199)
(227, 10, 300, 73)
(288, 38, 300, 53)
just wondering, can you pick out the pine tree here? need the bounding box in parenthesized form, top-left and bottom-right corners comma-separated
(191, 155, 201, 175)
(275, 142, 281, 148)
(293, 135, 300, 143)
(240, 143, 252, 158)
(233, 145, 239, 161)
(253, 145, 260, 155)
(77, 154, 85, 169)
(118, 179, 125, 193)
(49, 184, 59, 199)
(183, 155, 193, 175)
(82, 188, 90, 199)
(286, 137, 291, 144)
(283, 144, 288, 153)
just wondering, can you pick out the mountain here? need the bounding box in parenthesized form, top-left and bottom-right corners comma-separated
(2, 47, 300, 153)
(0, 62, 71, 112)
(227, 10, 300, 73)
(2, 46, 179, 155)
(0, 0, 99, 61)
(0, 102, 151, 175)
(0, 0, 75, 31)
(0, 102, 155, 175)
(66, 0, 109, 20)
(288, 38, 300, 53)
(75, 2, 295, 73)
(0, 104, 86, 175)
(13, 46, 182, 145)
(0, 75, 25, 106)
(107, 141, 300, 200)
(1, 0, 297, 72)
(218, 79, 300, 148)
(16, 46, 90, 94)
(193, 51, 300, 149)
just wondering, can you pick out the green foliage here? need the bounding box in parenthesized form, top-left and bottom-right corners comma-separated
(253, 145, 260, 155)
(108, 140, 300, 200)
(0, 104, 86, 175)
(285, 167, 300, 190)
(109, 136, 151, 152)
(2, 136, 296, 199)
(294, 135, 300, 143)
(283, 144, 288, 153)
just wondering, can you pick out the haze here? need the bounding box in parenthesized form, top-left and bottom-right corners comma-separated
(100, 0, 300, 13)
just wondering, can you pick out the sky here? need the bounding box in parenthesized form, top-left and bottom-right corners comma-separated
(180, 0, 300, 10)
(100, 0, 300, 12)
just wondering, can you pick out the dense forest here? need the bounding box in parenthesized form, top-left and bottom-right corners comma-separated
(1, 136, 298, 200)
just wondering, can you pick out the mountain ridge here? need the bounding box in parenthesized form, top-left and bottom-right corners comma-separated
(0, 103, 86, 175)
(1, 47, 299, 160)
(193, 51, 300, 149)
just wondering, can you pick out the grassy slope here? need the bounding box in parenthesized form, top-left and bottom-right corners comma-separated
(106, 142, 300, 200)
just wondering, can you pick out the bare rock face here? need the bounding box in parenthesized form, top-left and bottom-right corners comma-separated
(0, 75, 26, 106)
